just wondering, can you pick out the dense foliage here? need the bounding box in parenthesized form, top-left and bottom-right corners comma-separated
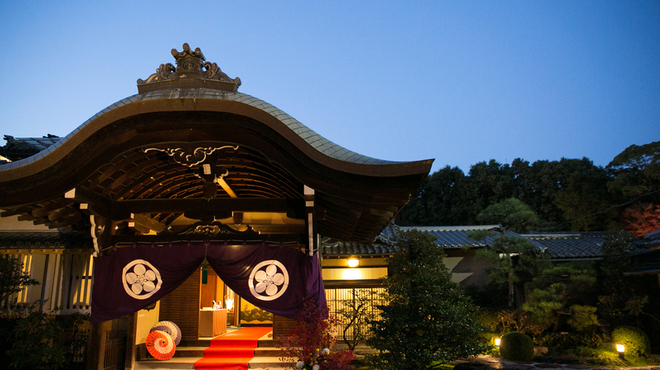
(469, 200, 548, 307)
(397, 141, 660, 234)
(612, 326, 651, 357)
(499, 332, 535, 361)
(6, 312, 88, 370)
(368, 230, 488, 370)
(0, 255, 88, 370)
(523, 264, 597, 333)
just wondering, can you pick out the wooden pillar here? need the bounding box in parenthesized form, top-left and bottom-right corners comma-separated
(85, 320, 108, 370)
(124, 312, 137, 370)
(85, 213, 115, 370)
(304, 185, 317, 256)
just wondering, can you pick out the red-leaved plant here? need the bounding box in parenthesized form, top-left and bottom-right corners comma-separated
(278, 301, 355, 370)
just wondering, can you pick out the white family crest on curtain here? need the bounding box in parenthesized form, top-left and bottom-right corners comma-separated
(248, 260, 289, 301)
(122, 259, 163, 299)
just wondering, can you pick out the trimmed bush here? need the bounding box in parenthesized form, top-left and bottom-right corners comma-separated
(612, 326, 651, 357)
(500, 332, 535, 361)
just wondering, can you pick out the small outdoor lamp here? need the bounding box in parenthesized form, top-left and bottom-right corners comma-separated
(494, 338, 501, 346)
(616, 344, 625, 359)
(347, 257, 359, 268)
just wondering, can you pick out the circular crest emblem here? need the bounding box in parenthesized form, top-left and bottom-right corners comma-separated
(122, 259, 162, 300)
(248, 260, 289, 301)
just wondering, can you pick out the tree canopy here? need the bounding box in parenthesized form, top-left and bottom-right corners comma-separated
(397, 141, 660, 234)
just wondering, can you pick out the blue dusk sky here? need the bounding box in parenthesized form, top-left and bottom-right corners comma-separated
(1, 1, 658, 174)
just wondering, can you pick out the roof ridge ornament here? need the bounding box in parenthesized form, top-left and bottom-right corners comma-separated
(137, 43, 241, 93)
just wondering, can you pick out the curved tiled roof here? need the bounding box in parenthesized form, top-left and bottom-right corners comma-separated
(0, 88, 427, 175)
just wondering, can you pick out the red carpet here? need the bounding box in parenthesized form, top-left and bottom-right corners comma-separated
(194, 327, 272, 370)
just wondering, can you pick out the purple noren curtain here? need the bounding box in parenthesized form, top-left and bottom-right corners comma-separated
(90, 241, 325, 323)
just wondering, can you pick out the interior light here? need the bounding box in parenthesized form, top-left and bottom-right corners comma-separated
(341, 269, 361, 280)
(347, 258, 359, 268)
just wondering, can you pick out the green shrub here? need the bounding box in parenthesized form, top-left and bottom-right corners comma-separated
(612, 326, 651, 357)
(585, 346, 627, 368)
(534, 331, 602, 349)
(6, 312, 88, 370)
(500, 332, 535, 361)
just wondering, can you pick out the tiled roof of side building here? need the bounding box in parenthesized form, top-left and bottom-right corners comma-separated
(626, 228, 660, 275)
(0, 231, 93, 249)
(391, 225, 538, 249)
(0, 135, 61, 161)
(320, 238, 398, 257)
(321, 224, 545, 257)
(321, 227, 653, 261)
(635, 228, 660, 249)
(522, 232, 618, 259)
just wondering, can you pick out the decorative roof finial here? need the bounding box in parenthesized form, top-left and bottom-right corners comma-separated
(137, 43, 241, 93)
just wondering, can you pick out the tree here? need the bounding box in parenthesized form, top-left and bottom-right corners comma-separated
(398, 153, 654, 232)
(607, 141, 660, 232)
(596, 232, 659, 328)
(475, 198, 539, 234)
(0, 255, 39, 314)
(396, 166, 476, 226)
(368, 230, 488, 370)
(472, 232, 546, 308)
(553, 159, 615, 231)
(523, 264, 597, 332)
(468, 160, 514, 212)
(607, 141, 660, 200)
(335, 288, 378, 351)
(510, 158, 566, 228)
(619, 203, 660, 237)
(470, 199, 547, 307)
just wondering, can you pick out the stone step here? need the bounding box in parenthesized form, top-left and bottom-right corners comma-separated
(255, 346, 287, 357)
(177, 338, 277, 348)
(134, 331, 291, 370)
(135, 343, 292, 370)
(167, 347, 285, 359)
(134, 356, 293, 370)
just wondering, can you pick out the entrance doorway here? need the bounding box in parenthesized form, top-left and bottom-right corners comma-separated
(199, 265, 272, 337)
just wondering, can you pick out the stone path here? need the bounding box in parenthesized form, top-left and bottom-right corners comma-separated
(456, 355, 660, 370)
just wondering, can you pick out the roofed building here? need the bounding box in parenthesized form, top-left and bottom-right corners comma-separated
(0, 44, 433, 369)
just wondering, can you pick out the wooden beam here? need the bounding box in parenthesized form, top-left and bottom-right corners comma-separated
(65, 188, 131, 221)
(117, 198, 304, 216)
(131, 213, 167, 233)
(111, 233, 305, 244)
